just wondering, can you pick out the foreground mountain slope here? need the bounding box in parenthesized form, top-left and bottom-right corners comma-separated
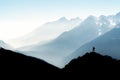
(0, 48, 120, 79)
(63, 52, 120, 79)
(0, 48, 60, 79)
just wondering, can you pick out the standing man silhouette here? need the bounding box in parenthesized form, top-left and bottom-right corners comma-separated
(92, 46, 95, 52)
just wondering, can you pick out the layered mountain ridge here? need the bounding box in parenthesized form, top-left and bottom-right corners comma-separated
(5, 12, 120, 68)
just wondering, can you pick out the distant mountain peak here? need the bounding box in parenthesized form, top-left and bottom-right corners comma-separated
(99, 15, 107, 19)
(58, 17, 68, 21)
(84, 15, 97, 22)
(87, 15, 96, 19)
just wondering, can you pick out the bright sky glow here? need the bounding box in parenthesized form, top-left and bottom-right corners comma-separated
(0, 0, 120, 41)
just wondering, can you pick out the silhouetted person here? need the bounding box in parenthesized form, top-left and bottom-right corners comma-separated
(92, 47, 95, 52)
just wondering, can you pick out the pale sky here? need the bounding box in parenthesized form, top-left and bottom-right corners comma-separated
(0, 0, 120, 41)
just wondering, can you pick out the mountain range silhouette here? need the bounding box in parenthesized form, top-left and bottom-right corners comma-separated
(0, 48, 120, 79)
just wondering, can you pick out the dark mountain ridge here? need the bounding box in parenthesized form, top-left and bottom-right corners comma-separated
(63, 52, 120, 79)
(0, 48, 120, 79)
(0, 47, 60, 79)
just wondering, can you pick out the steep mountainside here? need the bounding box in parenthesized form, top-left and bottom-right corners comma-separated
(9, 17, 81, 48)
(66, 24, 120, 65)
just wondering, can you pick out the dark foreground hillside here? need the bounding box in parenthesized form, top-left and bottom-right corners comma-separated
(63, 52, 120, 79)
(0, 48, 61, 79)
(0, 48, 120, 79)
